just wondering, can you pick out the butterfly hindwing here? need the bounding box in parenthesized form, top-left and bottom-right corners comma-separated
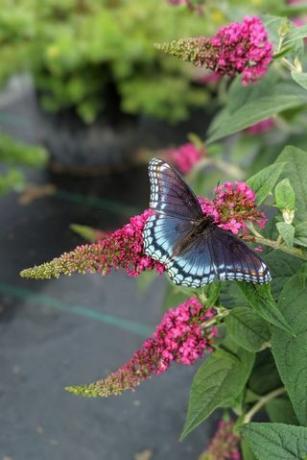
(148, 158, 202, 220)
(167, 226, 271, 287)
(143, 213, 193, 265)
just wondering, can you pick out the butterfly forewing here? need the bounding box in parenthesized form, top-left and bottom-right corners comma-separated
(148, 158, 203, 220)
(144, 158, 271, 286)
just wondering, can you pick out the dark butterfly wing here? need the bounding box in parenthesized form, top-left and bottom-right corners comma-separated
(167, 225, 271, 287)
(143, 213, 192, 265)
(148, 158, 203, 221)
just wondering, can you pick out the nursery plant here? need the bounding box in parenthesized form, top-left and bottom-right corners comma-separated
(21, 6, 307, 460)
(0, 133, 47, 196)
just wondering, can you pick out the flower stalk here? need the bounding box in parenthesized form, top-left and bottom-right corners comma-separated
(243, 387, 286, 424)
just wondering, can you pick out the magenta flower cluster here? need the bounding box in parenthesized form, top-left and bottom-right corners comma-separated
(112, 209, 165, 276)
(149, 296, 216, 372)
(159, 16, 273, 85)
(167, 142, 203, 174)
(210, 16, 273, 85)
(199, 181, 266, 235)
(202, 420, 241, 460)
(211, 17, 273, 83)
(67, 298, 217, 397)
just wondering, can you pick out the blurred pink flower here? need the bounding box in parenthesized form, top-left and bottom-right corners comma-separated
(197, 71, 223, 85)
(168, 0, 187, 4)
(201, 420, 241, 460)
(247, 118, 275, 134)
(167, 142, 203, 174)
(67, 298, 217, 397)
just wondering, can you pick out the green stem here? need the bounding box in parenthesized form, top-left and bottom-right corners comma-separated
(200, 306, 229, 329)
(243, 387, 286, 424)
(254, 235, 307, 261)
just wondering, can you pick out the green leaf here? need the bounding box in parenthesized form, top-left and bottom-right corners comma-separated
(276, 222, 295, 247)
(263, 15, 290, 51)
(238, 283, 293, 335)
(294, 222, 307, 248)
(203, 282, 221, 307)
(275, 146, 307, 218)
(266, 397, 298, 425)
(274, 178, 296, 210)
(241, 438, 257, 460)
(247, 162, 286, 205)
(265, 250, 304, 299)
(241, 422, 307, 460)
(249, 350, 282, 396)
(291, 70, 307, 91)
(207, 83, 307, 144)
(284, 25, 307, 45)
(272, 273, 307, 425)
(225, 307, 271, 352)
(181, 345, 254, 439)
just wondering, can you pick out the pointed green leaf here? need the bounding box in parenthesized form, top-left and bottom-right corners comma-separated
(294, 222, 307, 248)
(276, 146, 307, 218)
(241, 422, 307, 460)
(181, 346, 254, 439)
(276, 222, 295, 247)
(247, 162, 286, 205)
(225, 307, 271, 352)
(292, 70, 307, 91)
(284, 24, 307, 44)
(274, 178, 296, 210)
(207, 83, 307, 144)
(272, 273, 307, 425)
(237, 283, 293, 335)
(266, 397, 298, 425)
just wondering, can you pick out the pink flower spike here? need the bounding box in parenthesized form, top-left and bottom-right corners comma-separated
(200, 419, 241, 460)
(158, 16, 273, 85)
(66, 298, 217, 397)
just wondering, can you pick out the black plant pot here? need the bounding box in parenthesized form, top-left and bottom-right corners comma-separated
(40, 105, 213, 176)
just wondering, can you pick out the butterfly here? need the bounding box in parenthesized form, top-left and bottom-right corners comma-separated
(143, 158, 271, 288)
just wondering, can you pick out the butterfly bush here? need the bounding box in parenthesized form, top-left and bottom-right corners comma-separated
(66, 297, 217, 397)
(20, 210, 165, 280)
(21, 180, 266, 279)
(199, 420, 241, 460)
(157, 17, 273, 85)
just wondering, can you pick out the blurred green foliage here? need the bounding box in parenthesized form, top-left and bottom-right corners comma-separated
(0, 0, 226, 123)
(0, 133, 48, 196)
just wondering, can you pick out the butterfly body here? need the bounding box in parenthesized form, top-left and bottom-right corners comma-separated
(172, 216, 214, 258)
(143, 158, 271, 287)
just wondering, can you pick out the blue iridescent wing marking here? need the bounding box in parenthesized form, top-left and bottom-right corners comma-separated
(143, 158, 271, 286)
